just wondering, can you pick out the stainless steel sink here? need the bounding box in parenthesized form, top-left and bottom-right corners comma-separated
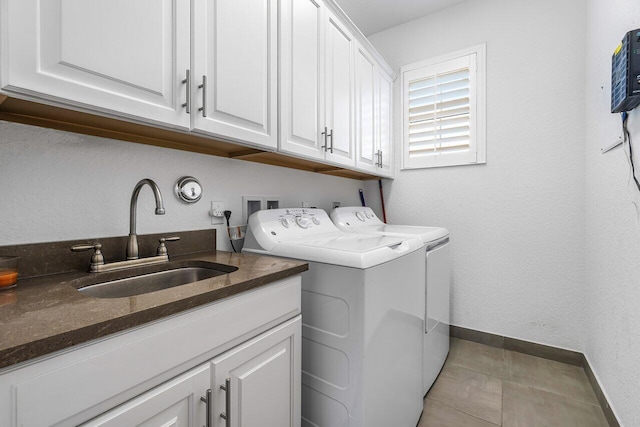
(74, 261, 238, 298)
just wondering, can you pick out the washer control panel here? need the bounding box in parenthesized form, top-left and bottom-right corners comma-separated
(330, 206, 384, 229)
(249, 208, 338, 241)
(277, 209, 322, 229)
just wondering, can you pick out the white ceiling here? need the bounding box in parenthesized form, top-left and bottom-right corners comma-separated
(334, 0, 465, 36)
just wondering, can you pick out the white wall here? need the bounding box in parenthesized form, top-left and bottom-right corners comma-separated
(0, 120, 362, 250)
(585, 0, 640, 425)
(364, 0, 588, 351)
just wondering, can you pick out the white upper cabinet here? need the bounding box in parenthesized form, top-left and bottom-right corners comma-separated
(1, 0, 393, 176)
(280, 1, 355, 167)
(375, 69, 393, 177)
(324, 11, 355, 167)
(355, 42, 394, 177)
(279, 0, 325, 159)
(355, 44, 377, 173)
(2, 0, 191, 129)
(191, 0, 278, 149)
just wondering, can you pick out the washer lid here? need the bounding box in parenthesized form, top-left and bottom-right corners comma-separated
(243, 208, 424, 268)
(330, 207, 449, 243)
(286, 231, 408, 252)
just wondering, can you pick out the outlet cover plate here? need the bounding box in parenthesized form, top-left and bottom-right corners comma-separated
(210, 201, 225, 225)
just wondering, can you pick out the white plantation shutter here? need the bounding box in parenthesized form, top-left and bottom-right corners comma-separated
(401, 46, 485, 169)
(408, 67, 471, 156)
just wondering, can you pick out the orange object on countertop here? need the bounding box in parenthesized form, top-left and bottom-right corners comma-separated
(0, 270, 18, 288)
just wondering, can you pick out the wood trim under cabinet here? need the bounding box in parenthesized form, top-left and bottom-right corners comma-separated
(450, 325, 620, 427)
(0, 96, 381, 181)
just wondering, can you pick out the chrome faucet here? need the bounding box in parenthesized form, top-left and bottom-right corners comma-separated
(126, 179, 165, 260)
(71, 178, 179, 273)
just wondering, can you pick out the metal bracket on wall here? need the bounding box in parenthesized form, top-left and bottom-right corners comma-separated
(601, 137, 624, 154)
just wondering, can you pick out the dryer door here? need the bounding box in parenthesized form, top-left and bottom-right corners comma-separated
(424, 240, 451, 394)
(426, 240, 450, 334)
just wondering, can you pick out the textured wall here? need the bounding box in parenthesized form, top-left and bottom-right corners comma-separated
(0, 121, 362, 249)
(364, 0, 588, 351)
(584, 0, 640, 424)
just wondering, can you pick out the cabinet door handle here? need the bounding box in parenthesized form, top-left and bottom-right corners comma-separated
(321, 126, 328, 151)
(200, 388, 212, 427)
(181, 69, 191, 114)
(379, 150, 383, 167)
(198, 75, 207, 117)
(219, 378, 230, 427)
(328, 129, 334, 153)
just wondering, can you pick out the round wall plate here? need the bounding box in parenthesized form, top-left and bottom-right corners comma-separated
(175, 176, 202, 204)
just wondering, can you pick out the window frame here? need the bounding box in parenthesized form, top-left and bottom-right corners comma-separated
(400, 44, 486, 170)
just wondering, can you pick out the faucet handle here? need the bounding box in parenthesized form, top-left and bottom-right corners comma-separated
(71, 243, 105, 271)
(157, 237, 180, 256)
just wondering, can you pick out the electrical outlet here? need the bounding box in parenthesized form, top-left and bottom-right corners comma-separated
(210, 201, 225, 225)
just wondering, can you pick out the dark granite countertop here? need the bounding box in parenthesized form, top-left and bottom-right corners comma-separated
(0, 250, 307, 370)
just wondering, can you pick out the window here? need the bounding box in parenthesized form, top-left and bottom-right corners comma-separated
(401, 44, 486, 169)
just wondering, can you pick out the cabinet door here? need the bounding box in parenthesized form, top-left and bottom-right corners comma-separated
(211, 316, 301, 427)
(81, 364, 210, 427)
(3, 0, 190, 129)
(355, 43, 377, 173)
(324, 11, 355, 167)
(280, 0, 325, 159)
(192, 0, 277, 149)
(375, 69, 394, 177)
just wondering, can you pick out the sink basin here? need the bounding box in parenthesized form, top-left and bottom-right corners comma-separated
(75, 261, 238, 299)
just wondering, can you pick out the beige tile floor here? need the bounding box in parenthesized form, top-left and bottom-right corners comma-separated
(419, 338, 609, 427)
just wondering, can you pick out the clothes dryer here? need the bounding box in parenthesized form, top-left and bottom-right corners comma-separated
(330, 206, 451, 395)
(243, 208, 425, 427)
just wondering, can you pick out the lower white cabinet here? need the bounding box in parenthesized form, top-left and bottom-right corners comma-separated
(0, 276, 301, 427)
(82, 364, 210, 427)
(83, 316, 301, 427)
(211, 317, 301, 427)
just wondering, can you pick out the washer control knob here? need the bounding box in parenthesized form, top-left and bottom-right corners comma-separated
(296, 216, 310, 229)
(312, 217, 320, 225)
(355, 211, 366, 221)
(280, 218, 290, 228)
(365, 211, 373, 219)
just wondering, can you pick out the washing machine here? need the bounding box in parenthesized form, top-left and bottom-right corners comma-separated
(243, 208, 425, 427)
(330, 206, 451, 395)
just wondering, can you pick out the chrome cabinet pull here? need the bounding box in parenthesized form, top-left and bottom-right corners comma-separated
(321, 126, 328, 151)
(200, 388, 212, 427)
(181, 69, 191, 114)
(376, 150, 383, 167)
(219, 378, 230, 427)
(198, 75, 207, 117)
(328, 129, 334, 153)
